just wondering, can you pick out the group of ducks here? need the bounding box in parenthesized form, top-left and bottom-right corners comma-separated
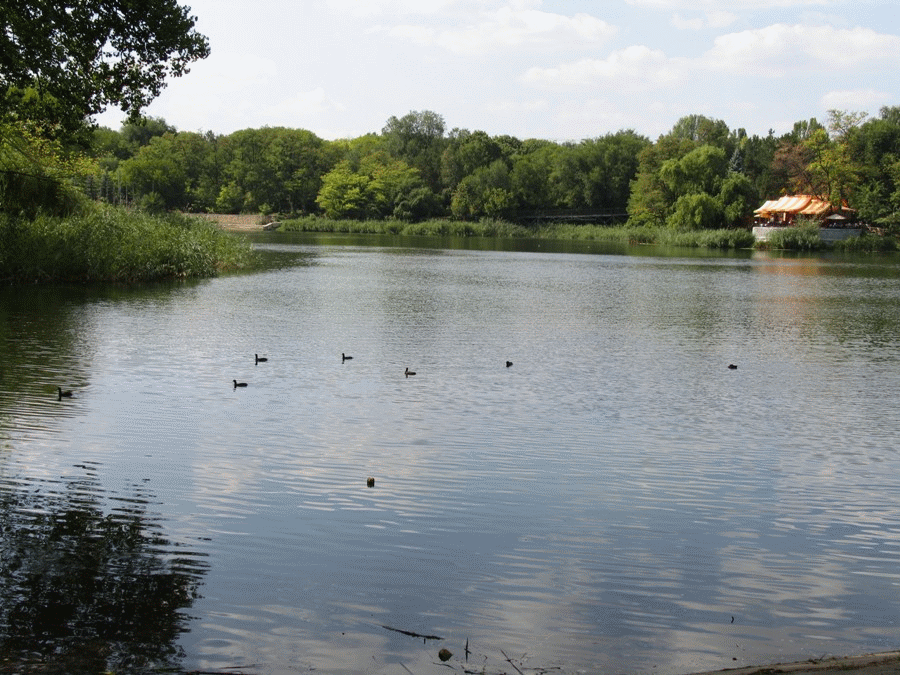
(56, 351, 445, 399)
(232, 353, 269, 387)
(61, 356, 730, 398)
(232, 353, 513, 387)
(233, 353, 267, 387)
(56, 352, 518, 398)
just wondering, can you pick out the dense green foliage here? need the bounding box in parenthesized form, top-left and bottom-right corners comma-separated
(74, 106, 900, 237)
(1, 0, 209, 132)
(2, 0, 898, 255)
(0, 122, 90, 216)
(0, 206, 251, 283)
(0, 0, 258, 285)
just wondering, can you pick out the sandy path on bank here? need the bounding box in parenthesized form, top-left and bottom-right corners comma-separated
(193, 213, 271, 231)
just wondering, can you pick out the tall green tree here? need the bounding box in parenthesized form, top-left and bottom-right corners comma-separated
(450, 159, 513, 220)
(441, 129, 505, 194)
(215, 127, 334, 214)
(316, 152, 426, 220)
(509, 139, 561, 211)
(382, 110, 446, 192)
(848, 105, 900, 227)
(668, 114, 734, 154)
(659, 145, 728, 198)
(551, 131, 649, 210)
(777, 111, 866, 205)
(627, 134, 697, 226)
(1, 0, 209, 127)
(119, 133, 188, 211)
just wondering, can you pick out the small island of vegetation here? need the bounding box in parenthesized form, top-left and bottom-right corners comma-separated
(3, 1, 899, 286)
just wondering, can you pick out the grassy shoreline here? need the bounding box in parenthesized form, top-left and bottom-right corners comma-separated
(277, 215, 899, 253)
(0, 206, 252, 284)
(278, 215, 758, 249)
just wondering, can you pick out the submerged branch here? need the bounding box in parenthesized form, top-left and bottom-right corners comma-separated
(382, 624, 444, 641)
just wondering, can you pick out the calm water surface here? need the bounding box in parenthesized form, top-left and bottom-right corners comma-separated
(2, 234, 900, 675)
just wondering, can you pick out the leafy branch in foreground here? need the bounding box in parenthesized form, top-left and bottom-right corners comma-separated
(1, 0, 209, 125)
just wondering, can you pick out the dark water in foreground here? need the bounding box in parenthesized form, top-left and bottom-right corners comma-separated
(2, 234, 900, 674)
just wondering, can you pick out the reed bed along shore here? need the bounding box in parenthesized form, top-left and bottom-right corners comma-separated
(278, 215, 758, 249)
(277, 215, 898, 253)
(1, 206, 252, 284)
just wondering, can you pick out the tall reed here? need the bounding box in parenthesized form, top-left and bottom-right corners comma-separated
(831, 233, 899, 252)
(280, 215, 531, 238)
(755, 225, 824, 251)
(0, 206, 252, 283)
(280, 216, 757, 249)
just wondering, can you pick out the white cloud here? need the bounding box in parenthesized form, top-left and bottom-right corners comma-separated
(626, 0, 838, 8)
(554, 99, 634, 139)
(324, 0, 461, 17)
(386, 24, 437, 45)
(325, 0, 539, 18)
(821, 89, 892, 111)
(671, 14, 704, 30)
(385, 6, 616, 54)
(671, 11, 737, 30)
(484, 98, 550, 114)
(265, 88, 346, 119)
(704, 24, 900, 75)
(521, 45, 684, 90)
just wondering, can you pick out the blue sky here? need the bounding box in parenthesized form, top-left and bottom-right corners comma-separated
(95, 0, 900, 142)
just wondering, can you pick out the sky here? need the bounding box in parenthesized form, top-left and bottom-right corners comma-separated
(94, 0, 900, 143)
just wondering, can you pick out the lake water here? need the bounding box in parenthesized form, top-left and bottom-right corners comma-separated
(2, 233, 900, 675)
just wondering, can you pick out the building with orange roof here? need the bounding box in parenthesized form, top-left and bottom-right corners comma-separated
(753, 195, 855, 227)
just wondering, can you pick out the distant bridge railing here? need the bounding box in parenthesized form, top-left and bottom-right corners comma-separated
(507, 208, 629, 225)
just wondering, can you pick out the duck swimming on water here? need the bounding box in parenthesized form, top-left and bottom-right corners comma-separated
(233, 380, 248, 388)
(405, 368, 416, 377)
(342, 353, 352, 361)
(58, 387, 73, 400)
(255, 354, 268, 364)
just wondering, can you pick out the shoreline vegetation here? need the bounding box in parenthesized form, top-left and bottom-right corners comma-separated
(3, 209, 897, 286)
(0, 205, 251, 284)
(4, 103, 899, 285)
(276, 214, 898, 253)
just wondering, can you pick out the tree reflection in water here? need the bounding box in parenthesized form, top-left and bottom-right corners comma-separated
(0, 464, 208, 673)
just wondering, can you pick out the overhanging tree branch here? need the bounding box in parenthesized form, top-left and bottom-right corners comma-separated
(1, 0, 209, 124)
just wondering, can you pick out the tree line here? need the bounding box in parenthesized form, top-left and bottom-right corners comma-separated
(2, 2, 897, 232)
(80, 107, 900, 231)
